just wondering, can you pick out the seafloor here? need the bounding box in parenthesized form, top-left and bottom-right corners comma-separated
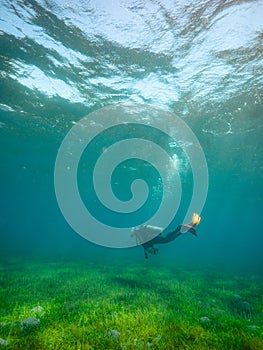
(0, 257, 262, 349)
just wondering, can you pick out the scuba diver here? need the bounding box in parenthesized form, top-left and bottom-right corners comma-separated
(131, 213, 201, 259)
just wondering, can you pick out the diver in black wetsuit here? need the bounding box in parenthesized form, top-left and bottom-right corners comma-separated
(131, 213, 201, 259)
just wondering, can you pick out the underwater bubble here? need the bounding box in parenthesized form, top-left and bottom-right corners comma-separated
(168, 141, 177, 148)
(202, 117, 232, 136)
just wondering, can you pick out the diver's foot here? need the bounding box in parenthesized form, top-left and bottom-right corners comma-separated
(180, 224, 198, 236)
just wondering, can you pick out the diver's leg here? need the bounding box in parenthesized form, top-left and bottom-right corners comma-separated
(154, 226, 182, 244)
(148, 230, 180, 245)
(150, 224, 196, 245)
(165, 226, 181, 239)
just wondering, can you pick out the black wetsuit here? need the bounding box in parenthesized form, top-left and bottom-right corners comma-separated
(142, 225, 196, 259)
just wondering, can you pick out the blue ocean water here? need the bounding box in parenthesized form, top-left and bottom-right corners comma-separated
(0, 0, 262, 271)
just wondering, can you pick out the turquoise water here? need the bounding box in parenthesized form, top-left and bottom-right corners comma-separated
(0, 1, 263, 349)
(0, 2, 263, 267)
